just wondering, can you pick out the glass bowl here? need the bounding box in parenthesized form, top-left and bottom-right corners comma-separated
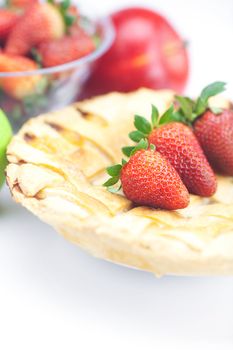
(0, 16, 115, 131)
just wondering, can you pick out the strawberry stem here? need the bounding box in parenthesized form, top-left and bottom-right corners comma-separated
(106, 164, 122, 177)
(134, 115, 152, 134)
(194, 81, 226, 116)
(175, 81, 227, 125)
(129, 130, 145, 142)
(122, 146, 135, 157)
(151, 104, 159, 128)
(130, 138, 148, 156)
(129, 104, 180, 145)
(103, 163, 122, 188)
(47, 0, 77, 32)
(158, 105, 175, 125)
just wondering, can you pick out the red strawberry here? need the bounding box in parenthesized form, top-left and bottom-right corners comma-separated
(7, 0, 38, 11)
(67, 5, 79, 23)
(175, 82, 233, 176)
(104, 139, 189, 210)
(0, 53, 44, 99)
(36, 29, 95, 68)
(0, 9, 19, 40)
(149, 122, 217, 196)
(129, 105, 217, 197)
(5, 2, 66, 55)
(194, 109, 233, 175)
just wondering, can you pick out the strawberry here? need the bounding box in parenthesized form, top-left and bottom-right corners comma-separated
(66, 4, 80, 24)
(6, 0, 38, 11)
(5, 1, 73, 55)
(175, 82, 233, 176)
(194, 109, 233, 175)
(0, 53, 45, 99)
(36, 29, 95, 68)
(103, 139, 189, 210)
(128, 105, 217, 197)
(0, 9, 19, 40)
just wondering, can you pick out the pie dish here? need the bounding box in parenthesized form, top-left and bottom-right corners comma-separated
(6, 88, 233, 276)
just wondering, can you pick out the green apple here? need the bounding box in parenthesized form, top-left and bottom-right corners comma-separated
(0, 110, 12, 189)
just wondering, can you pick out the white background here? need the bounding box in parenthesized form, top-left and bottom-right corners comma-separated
(1, 1, 233, 349)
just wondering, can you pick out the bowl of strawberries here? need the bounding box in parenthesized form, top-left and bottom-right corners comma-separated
(0, 0, 115, 129)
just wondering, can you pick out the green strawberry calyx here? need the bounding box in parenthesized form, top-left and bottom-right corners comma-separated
(47, 0, 77, 30)
(127, 103, 182, 144)
(103, 139, 155, 193)
(175, 81, 226, 124)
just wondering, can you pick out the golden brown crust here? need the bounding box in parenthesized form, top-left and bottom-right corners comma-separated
(6, 88, 233, 276)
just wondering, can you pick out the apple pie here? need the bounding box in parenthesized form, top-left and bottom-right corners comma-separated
(6, 88, 233, 276)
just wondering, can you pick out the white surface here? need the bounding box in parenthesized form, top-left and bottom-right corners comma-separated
(1, 0, 233, 349)
(1, 187, 233, 350)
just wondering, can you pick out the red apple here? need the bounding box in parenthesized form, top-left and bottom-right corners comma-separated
(81, 7, 189, 98)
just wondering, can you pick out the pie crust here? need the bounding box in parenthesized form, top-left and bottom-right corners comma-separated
(6, 88, 233, 276)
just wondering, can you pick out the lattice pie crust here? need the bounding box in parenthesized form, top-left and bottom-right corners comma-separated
(6, 89, 233, 276)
